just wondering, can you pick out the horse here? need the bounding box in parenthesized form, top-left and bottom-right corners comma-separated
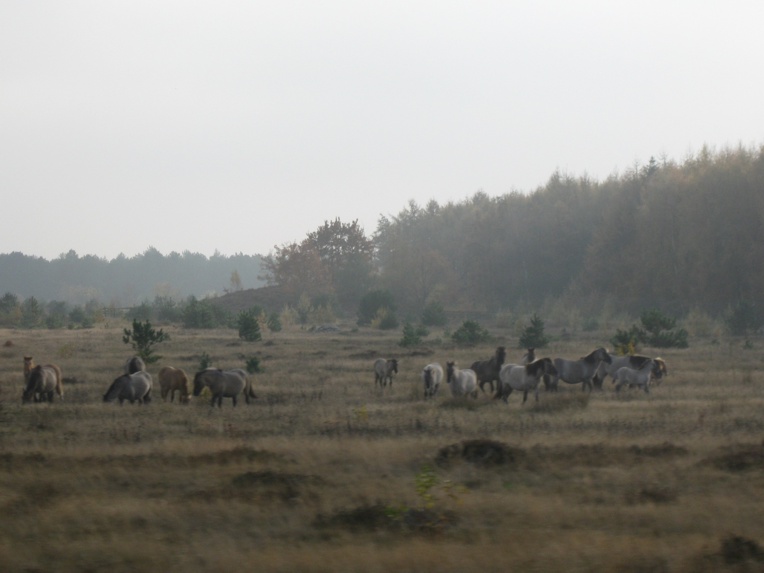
(613, 359, 661, 394)
(192, 368, 257, 407)
(471, 346, 506, 394)
(445, 362, 478, 398)
(495, 358, 557, 404)
(421, 363, 443, 399)
(521, 348, 536, 364)
(22, 359, 64, 404)
(547, 347, 612, 392)
(103, 371, 153, 405)
(593, 354, 668, 388)
(158, 366, 190, 403)
(373, 358, 398, 387)
(124, 356, 146, 374)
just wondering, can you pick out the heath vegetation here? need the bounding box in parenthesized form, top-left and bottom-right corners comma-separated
(1, 319, 763, 572)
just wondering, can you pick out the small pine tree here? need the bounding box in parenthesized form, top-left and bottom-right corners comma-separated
(122, 319, 169, 364)
(399, 322, 422, 347)
(452, 320, 490, 345)
(519, 313, 550, 349)
(237, 309, 262, 342)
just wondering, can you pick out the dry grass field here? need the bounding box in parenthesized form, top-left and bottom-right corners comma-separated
(1, 322, 764, 572)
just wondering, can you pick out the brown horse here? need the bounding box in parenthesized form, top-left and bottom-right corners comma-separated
(158, 366, 190, 403)
(22, 356, 63, 403)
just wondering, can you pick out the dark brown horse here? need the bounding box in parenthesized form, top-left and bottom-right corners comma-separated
(471, 346, 506, 394)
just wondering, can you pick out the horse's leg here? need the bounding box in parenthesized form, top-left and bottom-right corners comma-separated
(232, 395, 238, 407)
(522, 390, 528, 404)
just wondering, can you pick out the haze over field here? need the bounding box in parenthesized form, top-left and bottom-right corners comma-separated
(2, 2, 763, 260)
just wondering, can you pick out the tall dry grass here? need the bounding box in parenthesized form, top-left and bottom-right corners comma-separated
(1, 323, 763, 572)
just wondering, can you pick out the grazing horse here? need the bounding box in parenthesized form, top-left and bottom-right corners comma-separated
(547, 347, 612, 392)
(124, 356, 146, 374)
(192, 368, 257, 408)
(421, 363, 443, 399)
(373, 358, 398, 387)
(496, 358, 558, 404)
(471, 346, 506, 394)
(103, 371, 153, 405)
(593, 353, 669, 388)
(614, 360, 661, 394)
(158, 366, 190, 403)
(445, 362, 478, 398)
(22, 357, 63, 403)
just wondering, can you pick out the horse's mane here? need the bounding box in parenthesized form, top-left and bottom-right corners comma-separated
(581, 347, 607, 364)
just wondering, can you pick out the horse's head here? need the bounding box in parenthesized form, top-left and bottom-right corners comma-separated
(103, 374, 127, 402)
(192, 370, 207, 397)
(446, 361, 456, 383)
(21, 366, 43, 403)
(23, 356, 34, 377)
(389, 359, 398, 374)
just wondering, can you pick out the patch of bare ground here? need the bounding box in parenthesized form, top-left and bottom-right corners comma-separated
(700, 442, 764, 472)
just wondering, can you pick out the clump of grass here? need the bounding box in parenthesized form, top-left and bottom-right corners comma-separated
(529, 391, 590, 413)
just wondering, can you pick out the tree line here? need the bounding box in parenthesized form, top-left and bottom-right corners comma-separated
(0, 248, 264, 306)
(2, 145, 763, 333)
(262, 145, 764, 330)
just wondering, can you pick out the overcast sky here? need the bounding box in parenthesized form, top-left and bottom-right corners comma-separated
(2, 1, 762, 260)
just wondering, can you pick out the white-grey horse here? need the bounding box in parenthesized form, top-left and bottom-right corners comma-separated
(103, 371, 153, 405)
(445, 362, 478, 398)
(421, 363, 443, 399)
(547, 347, 612, 392)
(22, 364, 64, 403)
(593, 353, 668, 388)
(193, 368, 257, 407)
(373, 358, 398, 387)
(614, 359, 661, 394)
(496, 358, 558, 404)
(124, 356, 146, 374)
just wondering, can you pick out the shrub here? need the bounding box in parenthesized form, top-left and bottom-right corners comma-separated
(371, 307, 399, 330)
(452, 320, 490, 345)
(237, 309, 262, 342)
(518, 313, 550, 349)
(611, 309, 689, 350)
(245, 356, 261, 374)
(267, 312, 282, 332)
(358, 290, 396, 326)
(122, 319, 169, 364)
(399, 322, 423, 347)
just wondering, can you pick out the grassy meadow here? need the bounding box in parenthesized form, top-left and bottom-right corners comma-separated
(1, 322, 764, 572)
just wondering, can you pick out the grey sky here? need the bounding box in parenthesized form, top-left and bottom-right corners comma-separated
(2, 1, 762, 260)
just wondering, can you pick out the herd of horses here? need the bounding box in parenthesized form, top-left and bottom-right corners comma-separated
(377, 346, 669, 404)
(20, 344, 668, 408)
(21, 356, 257, 408)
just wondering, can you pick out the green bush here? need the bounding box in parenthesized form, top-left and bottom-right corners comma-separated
(399, 322, 425, 347)
(237, 308, 262, 342)
(611, 309, 689, 350)
(122, 319, 169, 364)
(452, 320, 490, 345)
(358, 290, 396, 326)
(519, 313, 550, 348)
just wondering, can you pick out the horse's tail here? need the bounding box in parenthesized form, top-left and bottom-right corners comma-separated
(245, 381, 257, 404)
(50, 364, 64, 399)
